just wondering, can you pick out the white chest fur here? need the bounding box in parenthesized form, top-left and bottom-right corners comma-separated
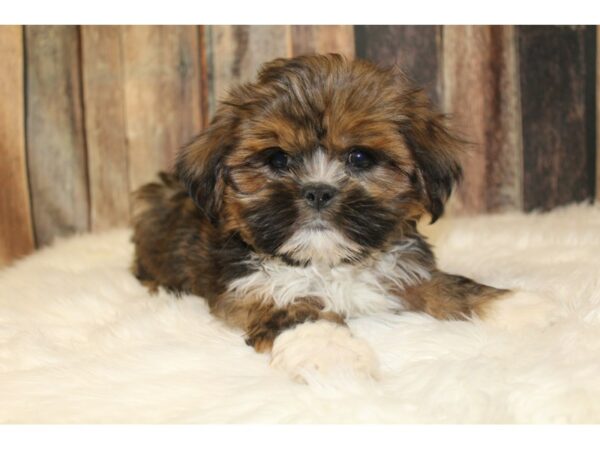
(227, 240, 431, 317)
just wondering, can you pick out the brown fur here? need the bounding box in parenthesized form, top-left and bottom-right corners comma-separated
(212, 295, 344, 352)
(399, 271, 508, 320)
(131, 54, 507, 353)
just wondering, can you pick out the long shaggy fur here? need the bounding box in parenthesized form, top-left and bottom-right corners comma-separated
(131, 55, 509, 372)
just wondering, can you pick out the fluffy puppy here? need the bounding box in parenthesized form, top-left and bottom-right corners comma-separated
(132, 54, 552, 381)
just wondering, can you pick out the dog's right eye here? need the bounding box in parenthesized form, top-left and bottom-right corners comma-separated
(266, 148, 289, 171)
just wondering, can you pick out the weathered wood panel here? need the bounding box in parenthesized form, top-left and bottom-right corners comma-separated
(443, 25, 523, 214)
(519, 26, 596, 211)
(597, 25, 600, 202)
(122, 26, 203, 191)
(0, 26, 34, 266)
(198, 25, 210, 129)
(25, 25, 89, 247)
(355, 25, 442, 107)
(291, 26, 355, 58)
(206, 25, 291, 116)
(81, 26, 130, 231)
(1, 24, 599, 267)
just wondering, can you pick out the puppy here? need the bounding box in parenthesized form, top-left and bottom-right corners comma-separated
(131, 54, 551, 381)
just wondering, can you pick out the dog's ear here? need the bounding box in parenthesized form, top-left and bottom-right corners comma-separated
(175, 108, 238, 223)
(400, 88, 463, 223)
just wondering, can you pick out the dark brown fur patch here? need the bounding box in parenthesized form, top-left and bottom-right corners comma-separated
(399, 271, 508, 320)
(131, 172, 254, 304)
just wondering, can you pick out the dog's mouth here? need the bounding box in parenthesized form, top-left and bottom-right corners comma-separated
(304, 218, 329, 232)
(276, 218, 364, 267)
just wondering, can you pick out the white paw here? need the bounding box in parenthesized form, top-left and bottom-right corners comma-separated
(270, 321, 380, 383)
(483, 290, 559, 331)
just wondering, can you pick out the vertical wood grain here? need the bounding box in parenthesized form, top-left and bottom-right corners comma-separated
(519, 26, 596, 211)
(198, 25, 210, 129)
(355, 25, 443, 107)
(290, 26, 355, 58)
(81, 26, 130, 231)
(0, 26, 34, 266)
(1, 25, 596, 261)
(443, 25, 523, 214)
(206, 26, 292, 116)
(25, 25, 89, 247)
(597, 25, 600, 202)
(122, 26, 203, 191)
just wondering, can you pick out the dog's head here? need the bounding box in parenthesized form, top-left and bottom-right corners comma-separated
(177, 54, 463, 265)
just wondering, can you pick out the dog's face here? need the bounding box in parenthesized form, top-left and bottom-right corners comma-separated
(177, 54, 462, 265)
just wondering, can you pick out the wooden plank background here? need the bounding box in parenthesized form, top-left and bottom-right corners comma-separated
(0, 26, 34, 265)
(518, 25, 596, 211)
(598, 24, 600, 202)
(442, 25, 524, 214)
(25, 25, 90, 247)
(0, 25, 597, 267)
(81, 26, 130, 231)
(355, 25, 442, 106)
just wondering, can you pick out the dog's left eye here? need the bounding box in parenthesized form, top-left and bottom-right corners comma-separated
(347, 147, 376, 170)
(266, 148, 289, 171)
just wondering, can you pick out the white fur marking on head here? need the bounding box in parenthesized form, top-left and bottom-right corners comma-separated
(301, 148, 346, 186)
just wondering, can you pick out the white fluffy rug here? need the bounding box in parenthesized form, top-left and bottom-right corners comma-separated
(1, 204, 600, 423)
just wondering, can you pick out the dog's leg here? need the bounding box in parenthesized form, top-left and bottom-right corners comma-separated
(242, 298, 345, 353)
(213, 296, 379, 382)
(400, 271, 557, 329)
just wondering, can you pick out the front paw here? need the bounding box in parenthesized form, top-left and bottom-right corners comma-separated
(481, 290, 560, 331)
(270, 321, 380, 383)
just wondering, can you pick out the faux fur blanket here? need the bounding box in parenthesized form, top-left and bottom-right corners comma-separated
(1, 204, 600, 423)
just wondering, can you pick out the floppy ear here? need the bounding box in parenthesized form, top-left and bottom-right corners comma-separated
(400, 88, 463, 223)
(175, 108, 238, 223)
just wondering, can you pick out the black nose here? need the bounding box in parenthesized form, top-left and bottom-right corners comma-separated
(302, 183, 337, 210)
